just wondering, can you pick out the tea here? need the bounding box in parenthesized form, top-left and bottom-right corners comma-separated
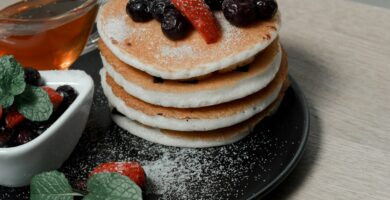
(0, 0, 98, 70)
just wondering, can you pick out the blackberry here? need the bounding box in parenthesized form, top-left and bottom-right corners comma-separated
(56, 85, 78, 108)
(16, 128, 36, 145)
(149, 0, 174, 22)
(255, 0, 278, 19)
(24, 67, 42, 86)
(161, 9, 190, 40)
(222, 0, 257, 26)
(126, 0, 152, 22)
(204, 0, 224, 10)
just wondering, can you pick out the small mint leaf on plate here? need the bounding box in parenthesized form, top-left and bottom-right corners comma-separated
(0, 55, 26, 107)
(30, 171, 80, 200)
(16, 85, 53, 121)
(84, 173, 142, 200)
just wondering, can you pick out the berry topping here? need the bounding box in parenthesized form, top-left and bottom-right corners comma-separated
(222, 0, 257, 26)
(171, 0, 221, 44)
(204, 0, 224, 10)
(56, 85, 78, 108)
(16, 128, 37, 145)
(150, 0, 174, 22)
(24, 67, 42, 86)
(161, 8, 190, 40)
(255, 0, 278, 19)
(6, 108, 25, 129)
(42, 86, 63, 110)
(90, 162, 147, 189)
(0, 128, 12, 147)
(126, 0, 153, 22)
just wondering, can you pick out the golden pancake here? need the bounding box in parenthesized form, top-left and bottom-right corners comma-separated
(97, 0, 281, 79)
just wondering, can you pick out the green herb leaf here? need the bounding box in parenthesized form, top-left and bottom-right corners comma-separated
(30, 171, 79, 200)
(0, 55, 26, 107)
(15, 85, 53, 121)
(84, 173, 142, 200)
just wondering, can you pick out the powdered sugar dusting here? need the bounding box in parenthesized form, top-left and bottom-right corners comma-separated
(158, 45, 195, 60)
(104, 16, 134, 42)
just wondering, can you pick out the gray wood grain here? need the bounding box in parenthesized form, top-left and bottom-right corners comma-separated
(265, 0, 390, 199)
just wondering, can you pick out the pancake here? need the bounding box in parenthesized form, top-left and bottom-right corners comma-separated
(99, 56, 288, 131)
(100, 39, 283, 108)
(97, 0, 281, 79)
(111, 92, 285, 148)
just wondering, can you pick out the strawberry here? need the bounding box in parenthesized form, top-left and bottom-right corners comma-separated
(90, 162, 146, 188)
(6, 108, 25, 129)
(42, 87, 63, 110)
(171, 0, 221, 44)
(0, 107, 3, 120)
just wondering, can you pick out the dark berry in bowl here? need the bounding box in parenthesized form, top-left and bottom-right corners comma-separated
(126, 0, 153, 22)
(161, 9, 190, 40)
(255, 0, 278, 19)
(222, 0, 257, 26)
(0, 127, 12, 148)
(24, 67, 42, 86)
(15, 128, 37, 145)
(150, 0, 174, 22)
(205, 0, 224, 10)
(56, 85, 78, 108)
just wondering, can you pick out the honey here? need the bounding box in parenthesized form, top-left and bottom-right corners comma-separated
(0, 0, 98, 70)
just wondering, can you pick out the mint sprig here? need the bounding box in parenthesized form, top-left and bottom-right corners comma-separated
(30, 171, 143, 200)
(0, 55, 53, 121)
(84, 173, 142, 200)
(16, 85, 53, 121)
(0, 55, 26, 107)
(30, 171, 80, 200)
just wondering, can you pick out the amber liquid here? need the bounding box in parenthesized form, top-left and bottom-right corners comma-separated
(0, 0, 98, 70)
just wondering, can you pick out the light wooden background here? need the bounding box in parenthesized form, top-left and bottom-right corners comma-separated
(1, 0, 389, 199)
(265, 0, 390, 199)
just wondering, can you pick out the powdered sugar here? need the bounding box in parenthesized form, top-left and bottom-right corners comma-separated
(104, 16, 134, 42)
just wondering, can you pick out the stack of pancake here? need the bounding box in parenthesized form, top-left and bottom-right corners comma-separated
(97, 0, 289, 148)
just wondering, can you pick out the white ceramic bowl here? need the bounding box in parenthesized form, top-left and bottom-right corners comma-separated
(0, 70, 94, 187)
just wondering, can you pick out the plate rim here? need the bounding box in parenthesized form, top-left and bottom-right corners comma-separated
(249, 76, 310, 199)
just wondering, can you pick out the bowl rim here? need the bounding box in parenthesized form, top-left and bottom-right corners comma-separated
(0, 70, 94, 155)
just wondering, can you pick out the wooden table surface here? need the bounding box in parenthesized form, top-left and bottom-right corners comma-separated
(1, 0, 389, 199)
(265, 0, 390, 199)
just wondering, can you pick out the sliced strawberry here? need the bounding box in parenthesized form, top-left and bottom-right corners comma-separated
(42, 87, 63, 110)
(90, 162, 146, 188)
(171, 0, 221, 44)
(0, 107, 3, 120)
(6, 108, 25, 129)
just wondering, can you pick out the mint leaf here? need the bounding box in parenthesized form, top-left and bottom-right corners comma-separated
(30, 171, 79, 200)
(15, 85, 53, 121)
(0, 55, 26, 107)
(84, 173, 142, 200)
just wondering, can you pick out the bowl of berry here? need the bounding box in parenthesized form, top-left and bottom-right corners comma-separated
(0, 55, 94, 187)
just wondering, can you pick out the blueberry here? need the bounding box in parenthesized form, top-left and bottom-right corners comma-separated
(149, 0, 174, 22)
(222, 0, 257, 26)
(24, 67, 42, 86)
(56, 85, 78, 108)
(26, 120, 51, 135)
(255, 0, 278, 19)
(16, 128, 36, 145)
(0, 127, 12, 147)
(161, 9, 190, 40)
(126, 0, 153, 22)
(204, 0, 224, 10)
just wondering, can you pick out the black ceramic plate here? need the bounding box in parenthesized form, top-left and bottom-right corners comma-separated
(0, 50, 309, 200)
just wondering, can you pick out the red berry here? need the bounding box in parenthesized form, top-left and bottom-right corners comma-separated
(171, 0, 221, 44)
(0, 107, 3, 120)
(90, 162, 147, 188)
(6, 108, 25, 129)
(42, 87, 63, 110)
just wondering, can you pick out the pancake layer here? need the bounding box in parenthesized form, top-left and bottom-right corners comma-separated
(100, 40, 282, 108)
(111, 94, 284, 148)
(97, 0, 281, 79)
(100, 55, 288, 131)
